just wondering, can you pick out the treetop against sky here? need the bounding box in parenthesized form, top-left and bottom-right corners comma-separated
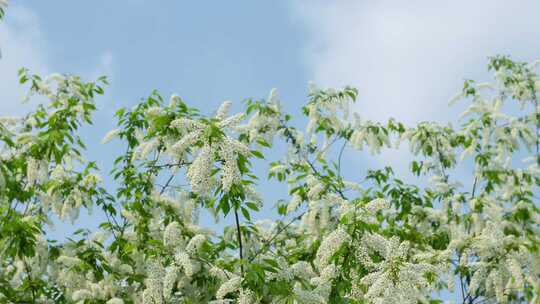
(1, 1, 540, 304)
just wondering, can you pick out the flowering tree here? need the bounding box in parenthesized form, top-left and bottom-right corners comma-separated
(1, 6, 540, 304)
(1, 55, 539, 304)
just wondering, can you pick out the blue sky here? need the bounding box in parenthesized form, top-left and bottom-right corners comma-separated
(0, 1, 314, 238)
(1, 2, 540, 296)
(3, 1, 540, 119)
(1, 1, 539, 212)
(3, 1, 309, 112)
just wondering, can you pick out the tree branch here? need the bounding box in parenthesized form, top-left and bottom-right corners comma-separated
(248, 211, 306, 263)
(234, 208, 244, 277)
(159, 174, 175, 195)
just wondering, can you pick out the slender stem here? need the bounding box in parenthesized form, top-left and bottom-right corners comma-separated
(159, 174, 175, 195)
(248, 211, 306, 263)
(23, 260, 36, 303)
(457, 254, 466, 304)
(319, 136, 340, 155)
(337, 140, 347, 177)
(471, 177, 478, 198)
(104, 210, 121, 240)
(306, 158, 347, 200)
(462, 281, 472, 303)
(147, 161, 190, 169)
(434, 138, 448, 181)
(534, 98, 539, 158)
(234, 208, 244, 277)
(279, 121, 348, 199)
(466, 176, 479, 237)
(22, 200, 32, 217)
(195, 257, 232, 279)
(467, 294, 479, 304)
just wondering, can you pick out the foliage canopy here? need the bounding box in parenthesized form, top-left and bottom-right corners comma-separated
(1, 3, 540, 304)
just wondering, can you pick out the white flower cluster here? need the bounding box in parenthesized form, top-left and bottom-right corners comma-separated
(142, 261, 165, 304)
(26, 157, 48, 186)
(236, 89, 282, 145)
(350, 115, 392, 155)
(315, 227, 351, 269)
(174, 251, 199, 277)
(106, 298, 124, 304)
(216, 276, 242, 299)
(101, 128, 121, 144)
(237, 288, 256, 304)
(364, 198, 389, 215)
(186, 234, 206, 255)
(305, 84, 354, 135)
(355, 234, 439, 304)
(459, 220, 538, 303)
(293, 283, 327, 304)
(163, 221, 183, 248)
(166, 101, 251, 194)
(185, 143, 215, 194)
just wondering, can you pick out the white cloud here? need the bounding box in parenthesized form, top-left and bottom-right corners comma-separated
(0, 5, 50, 115)
(0, 5, 116, 117)
(291, 0, 540, 182)
(292, 0, 540, 124)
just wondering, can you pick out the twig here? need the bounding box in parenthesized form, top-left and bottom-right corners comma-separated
(534, 98, 539, 157)
(337, 140, 347, 177)
(23, 260, 36, 303)
(471, 176, 478, 198)
(248, 211, 306, 263)
(159, 175, 175, 195)
(234, 208, 244, 277)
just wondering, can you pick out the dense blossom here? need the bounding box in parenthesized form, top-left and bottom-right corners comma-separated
(0, 16, 539, 302)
